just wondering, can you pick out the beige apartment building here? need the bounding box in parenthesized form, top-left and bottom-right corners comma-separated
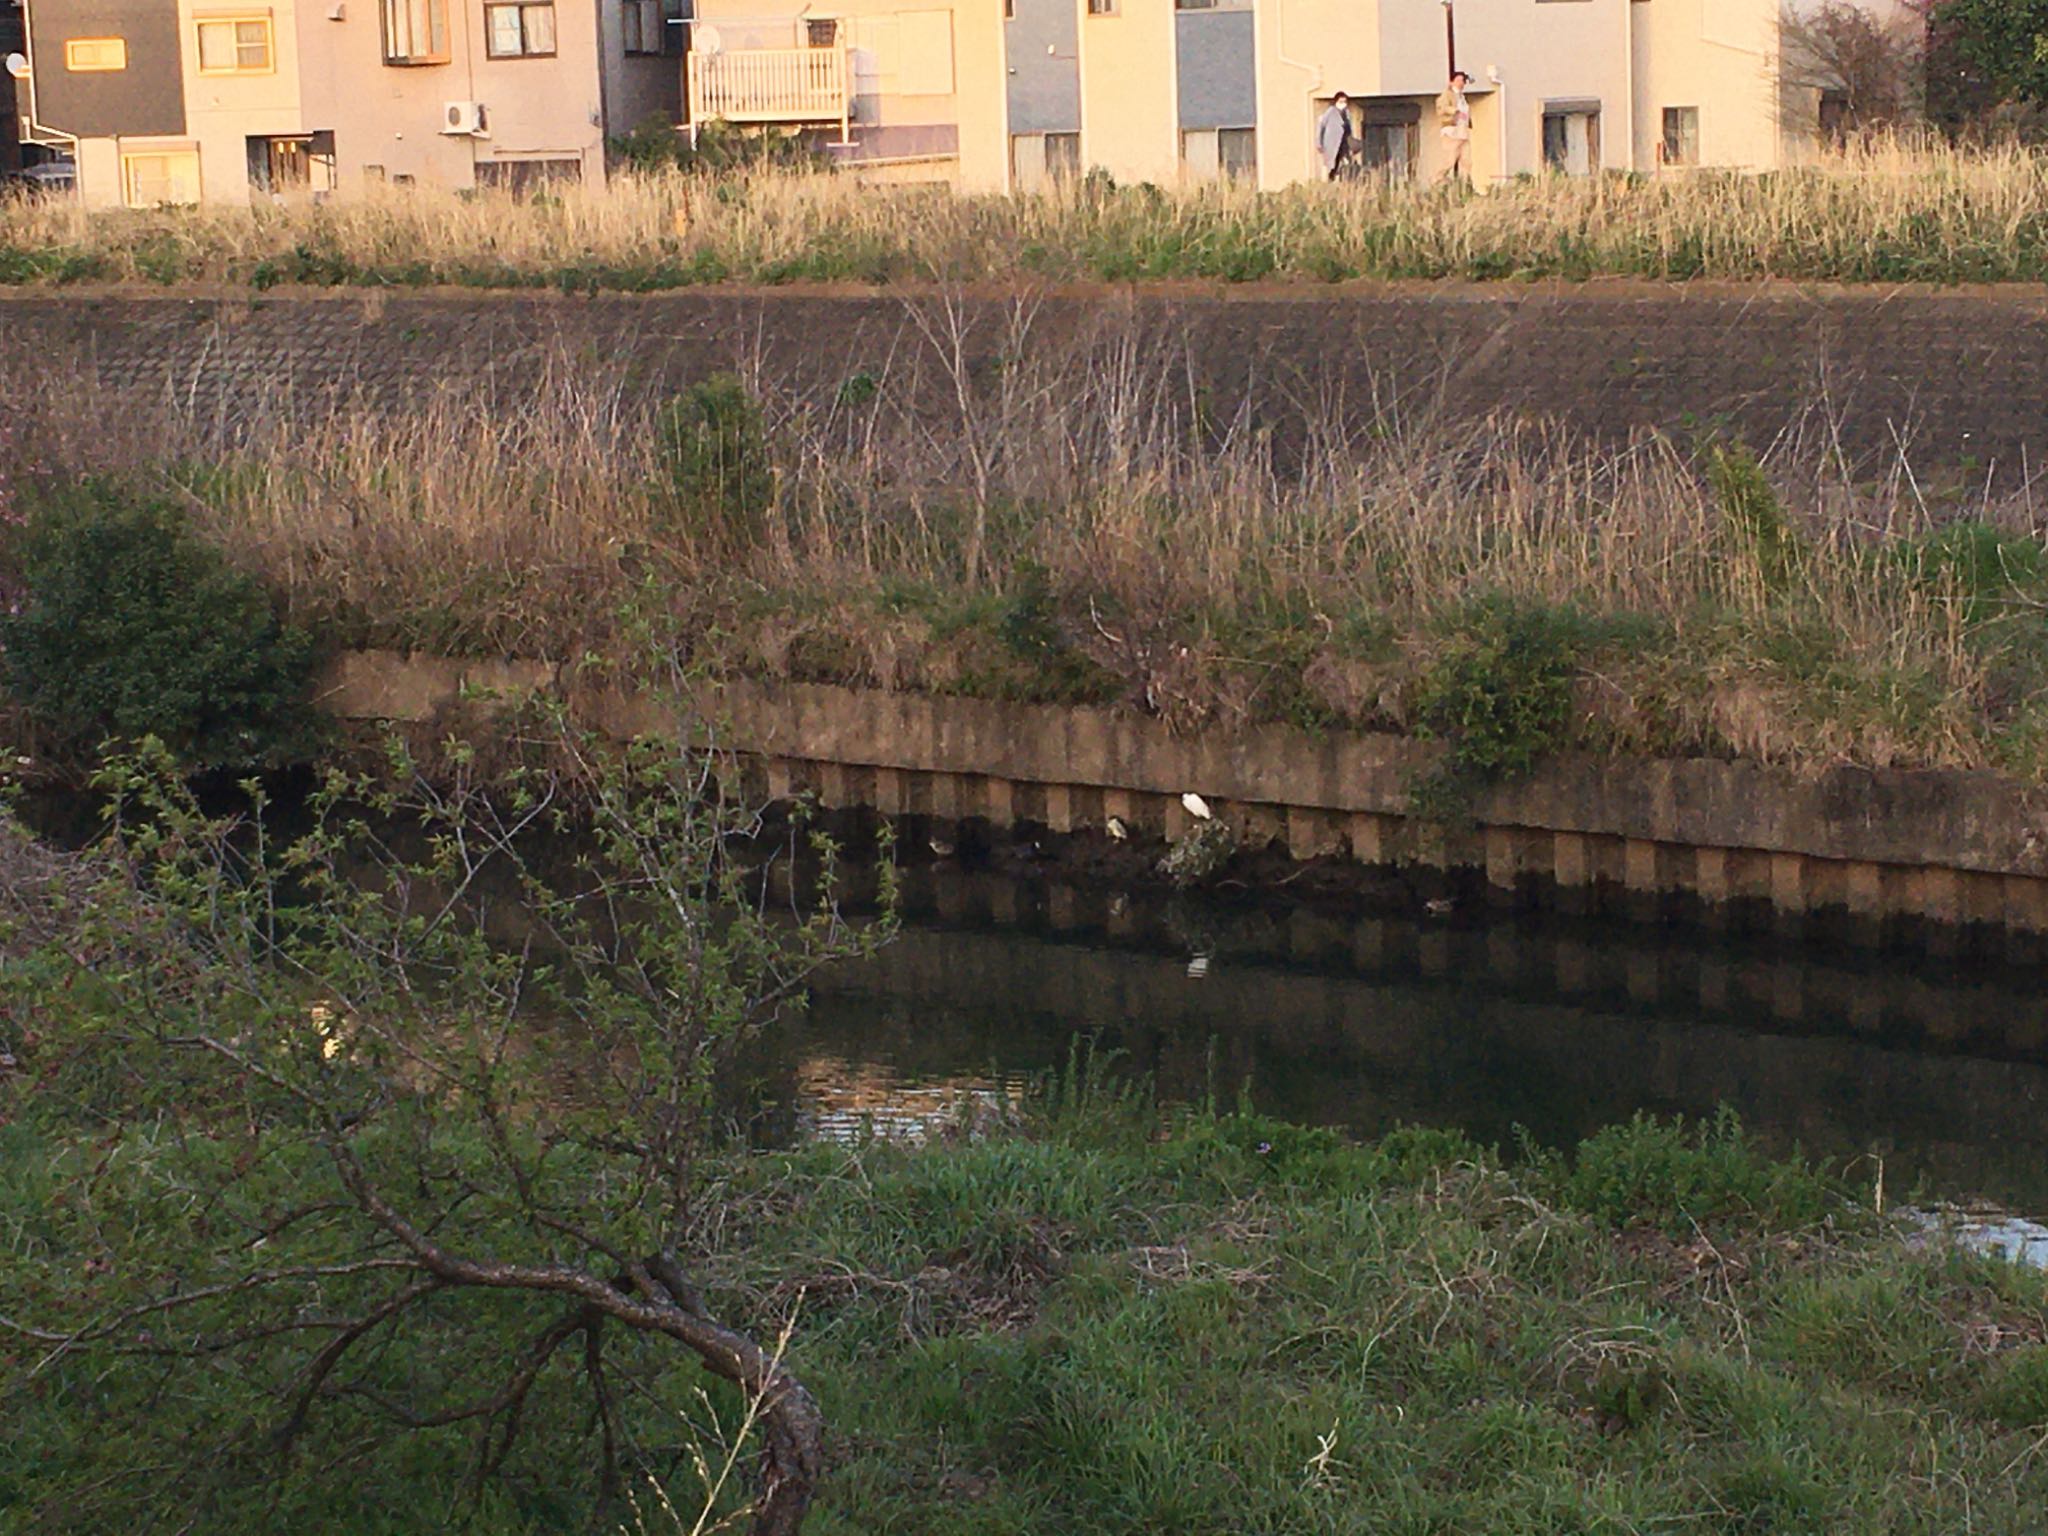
(15, 0, 1870, 204)
(686, 0, 1848, 190)
(17, 0, 681, 204)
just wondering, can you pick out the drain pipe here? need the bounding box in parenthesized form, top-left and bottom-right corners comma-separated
(1620, 0, 1636, 172)
(1487, 64, 1505, 183)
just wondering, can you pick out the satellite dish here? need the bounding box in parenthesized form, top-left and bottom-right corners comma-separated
(695, 24, 722, 55)
(4, 52, 29, 81)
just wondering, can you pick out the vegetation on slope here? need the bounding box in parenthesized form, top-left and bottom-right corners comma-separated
(7, 318, 2048, 784)
(6, 140, 2048, 290)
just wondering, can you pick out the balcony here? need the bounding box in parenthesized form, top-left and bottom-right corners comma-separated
(687, 44, 850, 130)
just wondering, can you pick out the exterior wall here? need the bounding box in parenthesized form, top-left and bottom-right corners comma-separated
(846, 6, 960, 167)
(1075, 0, 1173, 183)
(1175, 2, 1253, 178)
(1002, 0, 1075, 138)
(1443, 0, 1634, 175)
(298, 0, 607, 191)
(26, 0, 185, 140)
(1632, 0, 1781, 172)
(176, 0, 311, 203)
(951, 0, 1002, 188)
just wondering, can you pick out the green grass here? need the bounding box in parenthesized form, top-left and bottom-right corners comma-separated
(7, 1105, 2048, 1531)
(709, 1114, 2047, 1535)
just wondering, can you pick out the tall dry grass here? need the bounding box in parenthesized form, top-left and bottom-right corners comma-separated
(6, 137, 2048, 287)
(10, 307, 2036, 777)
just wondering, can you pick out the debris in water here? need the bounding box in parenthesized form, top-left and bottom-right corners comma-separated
(1902, 1206, 2048, 1269)
(1159, 817, 1237, 887)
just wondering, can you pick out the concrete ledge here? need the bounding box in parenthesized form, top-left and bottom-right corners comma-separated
(321, 652, 2048, 940)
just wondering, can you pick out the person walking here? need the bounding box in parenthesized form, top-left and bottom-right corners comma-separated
(1317, 93, 1354, 182)
(1436, 70, 1473, 185)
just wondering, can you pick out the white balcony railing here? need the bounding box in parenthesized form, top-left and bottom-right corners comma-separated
(688, 45, 850, 129)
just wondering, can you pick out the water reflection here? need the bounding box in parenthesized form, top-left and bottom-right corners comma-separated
(791, 1054, 1025, 1144)
(761, 867, 2048, 1210)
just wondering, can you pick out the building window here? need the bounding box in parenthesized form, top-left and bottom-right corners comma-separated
(622, 0, 658, 54)
(804, 16, 837, 46)
(1010, 131, 1079, 191)
(1541, 106, 1600, 175)
(122, 148, 201, 206)
(382, 0, 448, 63)
(485, 1, 555, 55)
(1661, 106, 1699, 167)
(196, 17, 274, 75)
(1181, 126, 1254, 182)
(1086, 0, 1115, 12)
(475, 156, 583, 194)
(63, 36, 127, 70)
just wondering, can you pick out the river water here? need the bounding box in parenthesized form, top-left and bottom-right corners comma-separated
(754, 866, 2048, 1212)
(23, 786, 2048, 1211)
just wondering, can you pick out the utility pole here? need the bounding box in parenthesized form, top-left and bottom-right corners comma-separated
(1442, 0, 1456, 77)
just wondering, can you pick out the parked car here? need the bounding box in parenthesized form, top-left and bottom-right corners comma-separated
(3, 158, 76, 197)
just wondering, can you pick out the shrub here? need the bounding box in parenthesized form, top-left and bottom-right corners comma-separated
(1559, 1108, 1833, 1232)
(653, 373, 775, 547)
(0, 482, 318, 766)
(1414, 595, 1585, 791)
(1709, 444, 1805, 596)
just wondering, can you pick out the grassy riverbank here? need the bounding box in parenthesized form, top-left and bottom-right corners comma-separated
(11, 1099, 2048, 1533)
(5, 140, 2048, 290)
(8, 315, 2048, 785)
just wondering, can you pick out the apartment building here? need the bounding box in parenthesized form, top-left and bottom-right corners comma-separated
(686, 0, 1831, 190)
(14, 0, 682, 204)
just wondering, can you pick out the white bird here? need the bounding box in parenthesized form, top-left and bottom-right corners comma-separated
(1424, 897, 1456, 918)
(1106, 815, 1130, 841)
(1181, 792, 1213, 822)
(928, 837, 956, 859)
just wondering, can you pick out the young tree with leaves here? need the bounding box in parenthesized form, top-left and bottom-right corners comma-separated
(0, 699, 893, 1534)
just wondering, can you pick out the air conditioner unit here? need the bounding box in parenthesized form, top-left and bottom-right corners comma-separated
(441, 100, 488, 136)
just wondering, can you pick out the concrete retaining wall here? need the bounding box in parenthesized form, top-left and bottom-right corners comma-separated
(8, 284, 2048, 469)
(320, 651, 2048, 951)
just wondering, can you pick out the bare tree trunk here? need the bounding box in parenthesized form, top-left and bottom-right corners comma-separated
(646, 1256, 825, 1536)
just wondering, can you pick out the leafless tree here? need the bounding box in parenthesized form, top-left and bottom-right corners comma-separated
(1781, 1, 1929, 136)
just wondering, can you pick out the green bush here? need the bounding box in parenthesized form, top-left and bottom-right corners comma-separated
(1895, 520, 2048, 627)
(1559, 1108, 1833, 1232)
(1415, 596, 1585, 787)
(653, 373, 775, 547)
(608, 116, 829, 177)
(0, 482, 318, 766)
(1709, 443, 1804, 596)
